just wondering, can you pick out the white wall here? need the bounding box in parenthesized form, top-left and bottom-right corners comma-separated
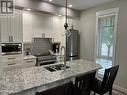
(23, 11, 79, 47)
(80, 0, 127, 90)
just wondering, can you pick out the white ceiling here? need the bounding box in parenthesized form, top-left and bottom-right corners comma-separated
(44, 0, 115, 10)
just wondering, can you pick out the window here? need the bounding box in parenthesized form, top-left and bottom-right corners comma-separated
(95, 8, 119, 75)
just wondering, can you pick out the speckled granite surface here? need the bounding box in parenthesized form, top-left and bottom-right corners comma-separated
(0, 59, 101, 95)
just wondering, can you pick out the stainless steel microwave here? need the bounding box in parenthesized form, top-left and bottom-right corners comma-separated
(1, 43, 22, 55)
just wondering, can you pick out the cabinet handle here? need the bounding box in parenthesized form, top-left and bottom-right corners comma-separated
(9, 36, 13, 42)
(11, 36, 13, 42)
(10, 36, 12, 42)
(8, 58, 16, 60)
(26, 61, 34, 63)
(8, 63, 16, 65)
(10, 36, 13, 42)
(9, 36, 11, 42)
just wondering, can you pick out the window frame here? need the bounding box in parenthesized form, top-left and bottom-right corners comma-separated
(94, 8, 119, 77)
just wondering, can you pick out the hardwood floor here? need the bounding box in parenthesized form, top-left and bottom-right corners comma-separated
(91, 90, 126, 95)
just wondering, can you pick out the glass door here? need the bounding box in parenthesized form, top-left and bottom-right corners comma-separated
(95, 8, 119, 75)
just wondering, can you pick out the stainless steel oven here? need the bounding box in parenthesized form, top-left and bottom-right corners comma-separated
(1, 43, 22, 55)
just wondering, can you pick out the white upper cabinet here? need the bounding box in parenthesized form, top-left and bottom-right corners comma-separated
(0, 9, 23, 43)
(23, 12, 53, 43)
(52, 16, 63, 42)
(32, 14, 53, 38)
(10, 10, 23, 43)
(0, 15, 10, 42)
(32, 14, 44, 38)
(68, 18, 80, 30)
(23, 12, 80, 43)
(42, 15, 52, 38)
(23, 12, 33, 43)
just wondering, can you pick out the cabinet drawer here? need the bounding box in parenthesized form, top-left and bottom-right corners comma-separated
(24, 59, 36, 66)
(25, 60, 35, 63)
(0, 60, 22, 69)
(22, 63, 35, 68)
(1, 54, 22, 61)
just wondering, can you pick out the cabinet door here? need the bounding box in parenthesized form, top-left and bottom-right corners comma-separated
(42, 15, 52, 38)
(0, 15, 10, 42)
(52, 16, 63, 42)
(68, 18, 79, 30)
(32, 14, 43, 38)
(23, 12, 33, 43)
(10, 10, 23, 43)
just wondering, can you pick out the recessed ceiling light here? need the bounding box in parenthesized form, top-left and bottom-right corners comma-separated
(58, 15, 62, 17)
(49, 0, 53, 2)
(69, 4, 72, 7)
(26, 8, 31, 11)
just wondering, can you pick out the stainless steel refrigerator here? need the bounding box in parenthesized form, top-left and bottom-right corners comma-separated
(66, 29, 80, 61)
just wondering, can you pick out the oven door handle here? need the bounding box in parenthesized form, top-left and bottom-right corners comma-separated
(8, 63, 16, 65)
(8, 58, 16, 60)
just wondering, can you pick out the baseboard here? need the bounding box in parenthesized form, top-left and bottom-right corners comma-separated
(113, 84, 127, 94)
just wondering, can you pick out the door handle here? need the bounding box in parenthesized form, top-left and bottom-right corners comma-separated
(10, 36, 13, 42)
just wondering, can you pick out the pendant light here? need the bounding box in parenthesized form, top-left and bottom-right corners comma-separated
(64, 0, 71, 37)
(64, 0, 68, 30)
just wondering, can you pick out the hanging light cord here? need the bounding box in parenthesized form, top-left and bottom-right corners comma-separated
(65, 0, 67, 24)
(64, 0, 68, 30)
(64, 0, 71, 37)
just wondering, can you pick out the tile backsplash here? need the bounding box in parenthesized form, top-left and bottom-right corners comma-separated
(23, 43, 32, 51)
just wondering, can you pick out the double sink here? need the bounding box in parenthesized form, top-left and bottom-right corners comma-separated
(45, 64, 70, 72)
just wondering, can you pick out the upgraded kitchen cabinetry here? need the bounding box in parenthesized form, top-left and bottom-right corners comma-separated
(23, 55, 36, 67)
(23, 12, 53, 43)
(0, 55, 36, 71)
(0, 54, 23, 68)
(0, 15, 10, 42)
(0, 9, 23, 43)
(23, 12, 79, 43)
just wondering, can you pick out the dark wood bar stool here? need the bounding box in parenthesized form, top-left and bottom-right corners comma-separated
(72, 71, 96, 95)
(36, 81, 73, 95)
(92, 65, 119, 95)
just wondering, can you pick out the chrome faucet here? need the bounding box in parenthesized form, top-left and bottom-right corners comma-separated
(60, 46, 66, 69)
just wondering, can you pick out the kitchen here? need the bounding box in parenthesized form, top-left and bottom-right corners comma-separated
(0, 0, 127, 95)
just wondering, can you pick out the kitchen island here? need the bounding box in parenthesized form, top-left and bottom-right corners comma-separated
(0, 59, 101, 95)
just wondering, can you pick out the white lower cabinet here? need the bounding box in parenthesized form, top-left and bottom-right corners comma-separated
(0, 54, 36, 71)
(1, 54, 22, 61)
(23, 55, 36, 67)
(0, 54, 23, 71)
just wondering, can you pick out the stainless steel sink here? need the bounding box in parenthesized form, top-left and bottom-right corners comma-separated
(45, 64, 70, 72)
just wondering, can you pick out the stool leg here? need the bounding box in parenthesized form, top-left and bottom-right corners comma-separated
(109, 88, 112, 95)
(36, 92, 40, 95)
(109, 90, 112, 95)
(93, 92, 96, 95)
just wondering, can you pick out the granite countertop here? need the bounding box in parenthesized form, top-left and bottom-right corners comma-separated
(0, 59, 101, 95)
(23, 55, 36, 60)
